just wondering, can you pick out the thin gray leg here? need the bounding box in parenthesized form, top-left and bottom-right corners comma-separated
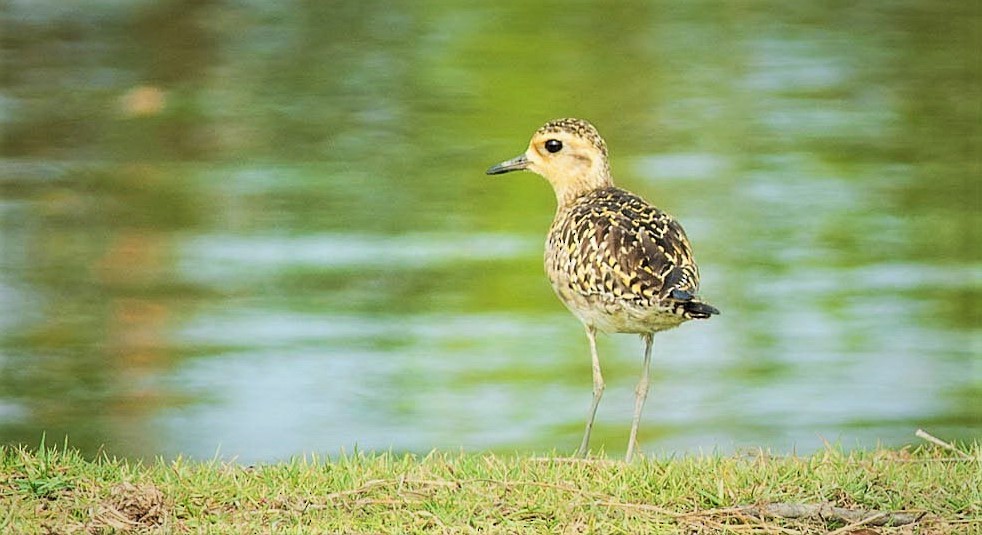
(625, 333, 653, 462)
(575, 325, 604, 457)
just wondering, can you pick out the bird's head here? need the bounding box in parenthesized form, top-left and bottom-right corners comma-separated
(487, 118, 613, 206)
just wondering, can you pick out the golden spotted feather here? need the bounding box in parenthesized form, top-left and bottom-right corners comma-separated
(546, 187, 717, 334)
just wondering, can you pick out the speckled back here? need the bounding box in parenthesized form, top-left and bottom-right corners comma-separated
(545, 187, 704, 332)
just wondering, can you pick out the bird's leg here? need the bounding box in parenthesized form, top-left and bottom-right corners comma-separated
(626, 333, 654, 462)
(576, 325, 604, 457)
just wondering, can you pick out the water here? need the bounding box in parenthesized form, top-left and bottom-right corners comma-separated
(1, 1, 979, 462)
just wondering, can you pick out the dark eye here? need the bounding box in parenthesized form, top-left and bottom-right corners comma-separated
(544, 139, 563, 153)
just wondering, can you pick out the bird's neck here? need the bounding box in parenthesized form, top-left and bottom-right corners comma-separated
(552, 167, 614, 209)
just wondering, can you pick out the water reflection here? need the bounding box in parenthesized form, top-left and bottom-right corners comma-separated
(0, 1, 978, 461)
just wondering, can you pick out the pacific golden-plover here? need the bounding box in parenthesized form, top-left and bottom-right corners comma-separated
(487, 118, 719, 461)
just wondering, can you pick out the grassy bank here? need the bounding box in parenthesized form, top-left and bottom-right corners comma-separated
(1, 441, 978, 534)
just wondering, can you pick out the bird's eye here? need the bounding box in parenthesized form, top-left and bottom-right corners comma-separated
(544, 139, 563, 153)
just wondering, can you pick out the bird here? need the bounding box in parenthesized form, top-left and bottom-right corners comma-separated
(486, 118, 719, 462)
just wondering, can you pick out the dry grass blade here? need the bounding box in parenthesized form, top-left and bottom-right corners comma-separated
(915, 429, 973, 459)
(90, 482, 167, 532)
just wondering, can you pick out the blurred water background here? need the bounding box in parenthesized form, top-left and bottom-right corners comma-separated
(0, 1, 979, 462)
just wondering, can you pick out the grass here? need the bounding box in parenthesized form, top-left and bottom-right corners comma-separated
(0, 440, 979, 534)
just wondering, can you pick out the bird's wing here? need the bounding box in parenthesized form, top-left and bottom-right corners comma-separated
(561, 188, 701, 305)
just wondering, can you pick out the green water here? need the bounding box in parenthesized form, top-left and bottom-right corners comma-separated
(1, 1, 979, 461)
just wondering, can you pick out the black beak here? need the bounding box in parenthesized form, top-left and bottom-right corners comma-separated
(486, 154, 529, 175)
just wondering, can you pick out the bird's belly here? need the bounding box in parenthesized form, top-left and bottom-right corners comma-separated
(550, 280, 685, 334)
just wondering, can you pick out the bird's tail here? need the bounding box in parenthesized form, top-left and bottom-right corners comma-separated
(680, 300, 720, 319)
(668, 289, 720, 319)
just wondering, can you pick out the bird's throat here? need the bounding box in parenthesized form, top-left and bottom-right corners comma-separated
(551, 171, 614, 209)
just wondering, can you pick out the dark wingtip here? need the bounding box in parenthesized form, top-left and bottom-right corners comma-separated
(683, 301, 719, 319)
(669, 289, 719, 318)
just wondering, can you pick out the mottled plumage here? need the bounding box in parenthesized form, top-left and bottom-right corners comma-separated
(546, 186, 715, 334)
(536, 118, 610, 157)
(487, 117, 718, 461)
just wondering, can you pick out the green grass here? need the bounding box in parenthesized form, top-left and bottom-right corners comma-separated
(1, 441, 979, 534)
